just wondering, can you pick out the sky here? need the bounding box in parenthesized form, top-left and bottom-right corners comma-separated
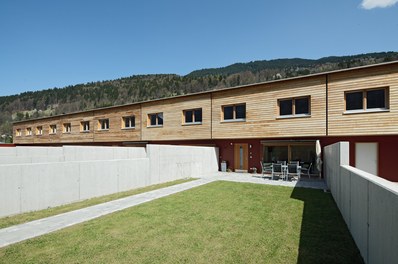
(0, 0, 397, 96)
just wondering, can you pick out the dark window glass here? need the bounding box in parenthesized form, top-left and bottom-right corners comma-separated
(224, 106, 234, 120)
(235, 104, 246, 119)
(185, 110, 193, 123)
(295, 98, 309, 114)
(157, 113, 163, 125)
(100, 119, 109, 130)
(346, 92, 363, 110)
(150, 114, 157, 126)
(194, 109, 202, 122)
(124, 116, 135, 128)
(280, 99, 293, 115)
(367, 89, 385, 109)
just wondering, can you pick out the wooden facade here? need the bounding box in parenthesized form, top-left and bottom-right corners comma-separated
(13, 61, 398, 144)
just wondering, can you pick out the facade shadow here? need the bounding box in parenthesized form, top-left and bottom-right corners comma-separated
(290, 187, 364, 264)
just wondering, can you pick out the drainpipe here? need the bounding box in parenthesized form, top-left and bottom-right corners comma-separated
(326, 74, 329, 136)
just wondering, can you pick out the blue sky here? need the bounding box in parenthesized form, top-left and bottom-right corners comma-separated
(0, 0, 397, 96)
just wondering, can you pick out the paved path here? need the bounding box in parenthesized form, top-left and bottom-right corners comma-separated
(0, 172, 327, 248)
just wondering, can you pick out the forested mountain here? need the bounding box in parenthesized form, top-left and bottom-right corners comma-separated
(1, 51, 398, 142)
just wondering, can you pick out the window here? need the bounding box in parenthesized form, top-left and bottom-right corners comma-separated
(222, 104, 246, 121)
(98, 119, 110, 130)
(25, 127, 32, 136)
(63, 123, 71, 133)
(122, 116, 135, 129)
(183, 108, 202, 124)
(16, 129, 22, 137)
(36, 126, 43, 136)
(81, 121, 90, 132)
(345, 88, 388, 112)
(278, 96, 310, 117)
(49, 125, 57, 134)
(148, 113, 163, 127)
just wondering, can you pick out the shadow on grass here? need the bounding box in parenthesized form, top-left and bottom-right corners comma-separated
(290, 187, 364, 264)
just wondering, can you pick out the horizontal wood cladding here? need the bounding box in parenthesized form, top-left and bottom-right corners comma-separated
(211, 76, 327, 139)
(328, 64, 398, 136)
(12, 62, 398, 145)
(141, 94, 211, 141)
(13, 105, 141, 144)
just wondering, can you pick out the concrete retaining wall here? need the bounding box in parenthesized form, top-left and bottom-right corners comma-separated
(0, 145, 218, 218)
(0, 146, 147, 164)
(325, 142, 398, 264)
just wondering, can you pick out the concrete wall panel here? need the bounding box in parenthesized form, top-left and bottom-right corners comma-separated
(325, 142, 398, 264)
(0, 166, 21, 217)
(0, 145, 218, 217)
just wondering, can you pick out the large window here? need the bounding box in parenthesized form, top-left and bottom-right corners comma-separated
(98, 119, 110, 130)
(81, 121, 90, 132)
(148, 113, 163, 127)
(122, 116, 135, 129)
(222, 104, 246, 121)
(278, 96, 310, 117)
(263, 142, 316, 165)
(345, 88, 388, 112)
(183, 108, 202, 124)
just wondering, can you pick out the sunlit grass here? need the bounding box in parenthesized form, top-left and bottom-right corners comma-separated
(0, 181, 363, 263)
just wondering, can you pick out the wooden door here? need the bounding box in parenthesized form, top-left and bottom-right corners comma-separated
(234, 143, 249, 172)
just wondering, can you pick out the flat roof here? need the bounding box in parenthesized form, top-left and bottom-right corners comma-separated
(13, 60, 398, 125)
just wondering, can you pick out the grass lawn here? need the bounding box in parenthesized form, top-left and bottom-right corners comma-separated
(0, 178, 195, 229)
(0, 181, 363, 263)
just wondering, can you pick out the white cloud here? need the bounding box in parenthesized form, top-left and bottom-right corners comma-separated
(361, 0, 398, 9)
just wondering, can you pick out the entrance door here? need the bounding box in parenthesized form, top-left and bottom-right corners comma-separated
(355, 143, 378, 175)
(234, 143, 249, 172)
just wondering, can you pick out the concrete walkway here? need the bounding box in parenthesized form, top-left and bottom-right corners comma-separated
(0, 172, 327, 248)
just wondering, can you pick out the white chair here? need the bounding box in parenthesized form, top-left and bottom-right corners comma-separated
(260, 162, 273, 178)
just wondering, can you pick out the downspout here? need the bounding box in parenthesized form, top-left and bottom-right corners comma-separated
(326, 74, 329, 136)
(210, 93, 213, 140)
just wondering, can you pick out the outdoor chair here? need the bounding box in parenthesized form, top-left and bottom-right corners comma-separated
(287, 163, 300, 181)
(300, 162, 312, 178)
(272, 163, 283, 180)
(277, 160, 286, 165)
(260, 162, 273, 178)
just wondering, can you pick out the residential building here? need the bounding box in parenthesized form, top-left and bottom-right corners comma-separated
(13, 61, 398, 181)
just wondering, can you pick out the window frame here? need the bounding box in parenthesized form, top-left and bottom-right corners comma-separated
(49, 124, 57, 135)
(80, 121, 90, 133)
(182, 108, 203, 125)
(277, 96, 311, 118)
(36, 126, 43, 136)
(16, 128, 22, 137)
(25, 127, 32, 136)
(122, 116, 136, 129)
(98, 119, 110, 131)
(63, 123, 72, 133)
(221, 103, 246, 122)
(344, 87, 389, 114)
(147, 113, 164, 127)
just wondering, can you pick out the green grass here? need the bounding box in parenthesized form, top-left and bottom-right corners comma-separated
(0, 181, 363, 263)
(0, 178, 195, 229)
